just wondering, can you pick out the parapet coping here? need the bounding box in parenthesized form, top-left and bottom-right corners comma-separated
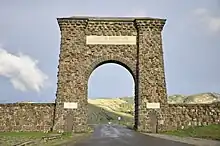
(0, 102, 55, 106)
(57, 16, 166, 22)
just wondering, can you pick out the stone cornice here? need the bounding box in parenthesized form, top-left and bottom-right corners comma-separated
(57, 16, 165, 22)
(57, 16, 166, 32)
(134, 19, 166, 32)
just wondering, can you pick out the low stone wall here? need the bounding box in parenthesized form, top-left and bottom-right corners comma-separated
(162, 102, 220, 131)
(0, 103, 55, 132)
(0, 101, 220, 133)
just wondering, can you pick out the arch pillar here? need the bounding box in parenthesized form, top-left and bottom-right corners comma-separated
(135, 19, 167, 132)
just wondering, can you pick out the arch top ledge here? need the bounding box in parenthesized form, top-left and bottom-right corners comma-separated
(57, 16, 166, 32)
(57, 16, 166, 26)
(57, 16, 165, 21)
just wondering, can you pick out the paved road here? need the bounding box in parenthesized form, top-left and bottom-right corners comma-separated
(74, 124, 193, 146)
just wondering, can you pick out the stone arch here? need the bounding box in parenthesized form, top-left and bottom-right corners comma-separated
(84, 56, 136, 82)
(54, 16, 168, 133)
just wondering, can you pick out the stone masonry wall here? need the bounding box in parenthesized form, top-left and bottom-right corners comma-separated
(0, 102, 219, 133)
(158, 102, 220, 132)
(0, 103, 55, 132)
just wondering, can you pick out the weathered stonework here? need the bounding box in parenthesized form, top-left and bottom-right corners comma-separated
(53, 16, 168, 133)
(0, 102, 219, 133)
(162, 103, 220, 131)
(0, 103, 55, 132)
(0, 16, 219, 133)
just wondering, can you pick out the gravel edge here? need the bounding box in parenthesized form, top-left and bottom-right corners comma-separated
(143, 133, 220, 146)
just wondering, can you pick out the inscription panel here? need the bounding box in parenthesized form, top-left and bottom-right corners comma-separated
(86, 36, 136, 45)
(147, 103, 160, 109)
(64, 102, 78, 109)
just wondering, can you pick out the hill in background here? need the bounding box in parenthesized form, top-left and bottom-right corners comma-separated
(168, 92, 220, 104)
(88, 98, 134, 125)
(87, 92, 220, 125)
(88, 103, 133, 125)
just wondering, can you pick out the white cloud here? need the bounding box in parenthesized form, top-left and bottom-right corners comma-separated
(0, 46, 48, 92)
(194, 8, 220, 33)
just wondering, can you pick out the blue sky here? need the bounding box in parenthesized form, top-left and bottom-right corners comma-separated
(0, 0, 220, 102)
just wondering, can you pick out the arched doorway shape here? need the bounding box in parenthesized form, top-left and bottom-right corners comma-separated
(87, 61, 135, 126)
(53, 16, 167, 133)
(84, 57, 139, 130)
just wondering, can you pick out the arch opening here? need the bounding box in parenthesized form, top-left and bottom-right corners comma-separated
(87, 61, 136, 128)
(86, 59, 136, 82)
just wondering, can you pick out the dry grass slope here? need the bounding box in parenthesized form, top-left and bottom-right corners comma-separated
(88, 92, 220, 119)
(88, 92, 220, 127)
(87, 103, 133, 125)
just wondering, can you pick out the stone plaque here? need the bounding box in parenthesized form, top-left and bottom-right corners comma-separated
(64, 102, 78, 109)
(147, 103, 160, 109)
(86, 36, 136, 45)
(158, 120, 164, 125)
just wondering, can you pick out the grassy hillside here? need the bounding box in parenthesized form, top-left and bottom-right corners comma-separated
(88, 104, 133, 125)
(87, 92, 220, 124)
(183, 93, 220, 104)
(88, 98, 134, 117)
(89, 92, 220, 106)
(118, 97, 134, 104)
(167, 94, 187, 104)
(168, 92, 220, 104)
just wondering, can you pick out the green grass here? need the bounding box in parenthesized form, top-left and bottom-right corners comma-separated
(0, 131, 47, 137)
(163, 124, 220, 140)
(0, 131, 72, 138)
(0, 131, 74, 146)
(43, 133, 90, 146)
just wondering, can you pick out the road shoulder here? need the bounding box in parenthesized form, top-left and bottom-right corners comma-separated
(143, 133, 220, 146)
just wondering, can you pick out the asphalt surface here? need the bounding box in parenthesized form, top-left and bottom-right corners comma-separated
(74, 124, 194, 146)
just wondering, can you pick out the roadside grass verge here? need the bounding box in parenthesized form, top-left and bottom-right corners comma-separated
(0, 131, 49, 137)
(0, 131, 73, 146)
(163, 124, 220, 141)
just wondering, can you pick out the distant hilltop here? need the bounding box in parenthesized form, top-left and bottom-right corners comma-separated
(167, 92, 220, 104)
(12, 92, 220, 104)
(87, 92, 220, 117)
(89, 92, 220, 105)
